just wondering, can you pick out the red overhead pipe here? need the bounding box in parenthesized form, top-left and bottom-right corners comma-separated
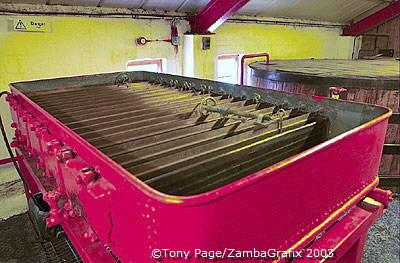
(342, 1, 400, 36)
(240, 53, 270, 85)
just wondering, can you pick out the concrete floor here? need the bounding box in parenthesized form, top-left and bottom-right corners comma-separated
(0, 213, 47, 263)
(0, 197, 399, 262)
(364, 196, 400, 263)
(0, 165, 27, 220)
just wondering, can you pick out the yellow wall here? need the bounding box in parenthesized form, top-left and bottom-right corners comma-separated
(193, 35, 216, 80)
(0, 15, 185, 158)
(186, 34, 216, 80)
(215, 22, 354, 60)
(0, 16, 182, 89)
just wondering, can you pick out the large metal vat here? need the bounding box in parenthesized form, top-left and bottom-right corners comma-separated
(6, 72, 392, 262)
(249, 59, 399, 179)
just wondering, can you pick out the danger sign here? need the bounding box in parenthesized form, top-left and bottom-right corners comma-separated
(12, 18, 51, 32)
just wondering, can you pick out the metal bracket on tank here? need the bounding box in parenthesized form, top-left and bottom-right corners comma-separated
(200, 84, 213, 94)
(114, 73, 131, 87)
(254, 108, 286, 133)
(253, 94, 264, 104)
(168, 79, 179, 87)
(182, 81, 195, 91)
(153, 77, 180, 88)
(197, 97, 286, 131)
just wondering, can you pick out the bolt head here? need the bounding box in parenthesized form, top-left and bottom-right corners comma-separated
(76, 168, 96, 185)
(30, 122, 39, 131)
(36, 162, 45, 170)
(5, 94, 13, 102)
(28, 149, 38, 157)
(43, 190, 62, 201)
(56, 148, 75, 162)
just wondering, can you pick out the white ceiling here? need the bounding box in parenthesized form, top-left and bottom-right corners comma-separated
(0, 0, 392, 23)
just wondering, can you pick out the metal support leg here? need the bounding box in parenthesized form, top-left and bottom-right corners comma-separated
(296, 189, 391, 263)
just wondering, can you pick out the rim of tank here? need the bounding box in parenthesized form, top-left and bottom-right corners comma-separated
(9, 72, 393, 205)
(249, 59, 400, 89)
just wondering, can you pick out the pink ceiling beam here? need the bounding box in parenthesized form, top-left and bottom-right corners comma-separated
(342, 1, 400, 36)
(189, 0, 250, 33)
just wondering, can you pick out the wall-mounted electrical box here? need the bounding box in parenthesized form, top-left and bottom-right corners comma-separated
(202, 37, 211, 50)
